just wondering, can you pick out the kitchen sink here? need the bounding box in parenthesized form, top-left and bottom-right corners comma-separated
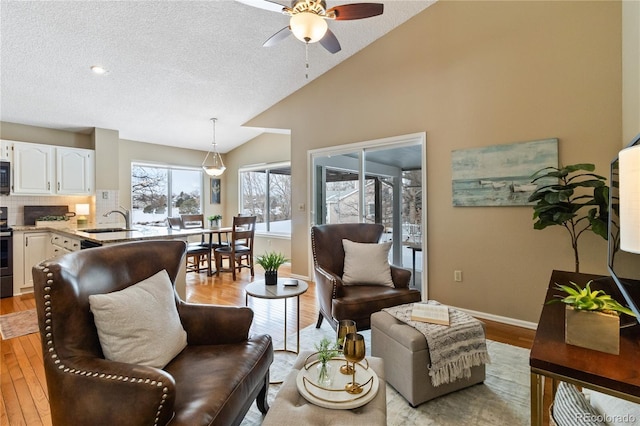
(80, 228, 134, 233)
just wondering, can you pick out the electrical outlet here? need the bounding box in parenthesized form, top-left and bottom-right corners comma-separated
(454, 270, 463, 282)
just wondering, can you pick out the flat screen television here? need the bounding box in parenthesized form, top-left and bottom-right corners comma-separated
(607, 132, 640, 327)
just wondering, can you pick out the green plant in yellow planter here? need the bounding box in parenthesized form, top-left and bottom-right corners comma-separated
(548, 280, 636, 354)
(255, 251, 288, 285)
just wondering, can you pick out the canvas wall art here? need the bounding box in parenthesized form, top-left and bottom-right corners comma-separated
(210, 178, 221, 204)
(451, 138, 559, 206)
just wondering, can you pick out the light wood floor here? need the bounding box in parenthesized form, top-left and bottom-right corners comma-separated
(0, 264, 544, 426)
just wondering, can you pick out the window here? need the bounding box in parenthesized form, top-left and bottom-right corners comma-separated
(239, 163, 291, 234)
(131, 163, 203, 226)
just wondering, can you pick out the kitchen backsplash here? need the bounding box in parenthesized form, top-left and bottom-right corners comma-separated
(94, 190, 121, 226)
(0, 189, 121, 227)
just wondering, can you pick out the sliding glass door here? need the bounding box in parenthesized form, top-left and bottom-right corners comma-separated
(310, 134, 425, 290)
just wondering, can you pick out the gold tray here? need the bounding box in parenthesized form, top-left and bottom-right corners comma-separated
(295, 357, 379, 409)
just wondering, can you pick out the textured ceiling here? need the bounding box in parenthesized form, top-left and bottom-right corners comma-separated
(0, 0, 433, 153)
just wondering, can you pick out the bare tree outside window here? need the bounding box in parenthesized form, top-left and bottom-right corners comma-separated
(131, 164, 202, 226)
(240, 165, 291, 234)
(132, 165, 168, 217)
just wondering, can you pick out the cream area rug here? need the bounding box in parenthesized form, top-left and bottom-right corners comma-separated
(0, 309, 39, 340)
(241, 322, 530, 426)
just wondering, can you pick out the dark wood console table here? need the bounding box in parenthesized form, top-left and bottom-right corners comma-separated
(530, 270, 640, 426)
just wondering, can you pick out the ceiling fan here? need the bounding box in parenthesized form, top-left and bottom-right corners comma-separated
(237, 0, 384, 54)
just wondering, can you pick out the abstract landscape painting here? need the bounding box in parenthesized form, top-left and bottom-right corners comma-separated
(451, 138, 558, 206)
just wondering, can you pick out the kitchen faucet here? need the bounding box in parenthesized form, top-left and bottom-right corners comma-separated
(104, 207, 131, 229)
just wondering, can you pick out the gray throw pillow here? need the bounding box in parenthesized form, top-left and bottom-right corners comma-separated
(342, 239, 394, 287)
(89, 269, 187, 369)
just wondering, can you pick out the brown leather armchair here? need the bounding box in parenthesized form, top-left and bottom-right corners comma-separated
(32, 240, 273, 426)
(311, 223, 422, 331)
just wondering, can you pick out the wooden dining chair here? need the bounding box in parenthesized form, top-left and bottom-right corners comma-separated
(172, 215, 209, 273)
(214, 216, 256, 280)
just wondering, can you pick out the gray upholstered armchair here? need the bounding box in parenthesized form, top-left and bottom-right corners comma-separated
(311, 223, 422, 331)
(32, 239, 273, 426)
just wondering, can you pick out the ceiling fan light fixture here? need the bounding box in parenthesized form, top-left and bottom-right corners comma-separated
(202, 118, 226, 176)
(290, 12, 328, 43)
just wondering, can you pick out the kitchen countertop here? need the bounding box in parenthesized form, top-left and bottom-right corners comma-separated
(11, 225, 212, 244)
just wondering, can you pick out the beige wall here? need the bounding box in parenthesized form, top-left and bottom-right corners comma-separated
(246, 1, 625, 323)
(1, 121, 92, 148)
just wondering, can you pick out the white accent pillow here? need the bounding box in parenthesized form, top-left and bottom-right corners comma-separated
(342, 239, 394, 287)
(89, 270, 187, 369)
(584, 388, 640, 426)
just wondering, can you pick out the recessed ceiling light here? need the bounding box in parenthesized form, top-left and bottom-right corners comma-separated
(90, 65, 108, 75)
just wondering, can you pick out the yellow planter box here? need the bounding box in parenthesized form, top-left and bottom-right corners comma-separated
(565, 305, 620, 355)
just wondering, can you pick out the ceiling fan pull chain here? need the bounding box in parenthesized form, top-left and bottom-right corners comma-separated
(305, 42, 310, 80)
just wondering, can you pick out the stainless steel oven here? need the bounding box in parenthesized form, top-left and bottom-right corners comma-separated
(0, 161, 10, 195)
(0, 207, 13, 298)
(0, 229, 12, 298)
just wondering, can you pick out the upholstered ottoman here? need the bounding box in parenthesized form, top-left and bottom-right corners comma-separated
(371, 310, 486, 407)
(262, 351, 387, 425)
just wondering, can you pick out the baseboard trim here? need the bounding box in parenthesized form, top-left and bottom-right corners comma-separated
(290, 273, 311, 282)
(455, 307, 538, 330)
(293, 278, 537, 330)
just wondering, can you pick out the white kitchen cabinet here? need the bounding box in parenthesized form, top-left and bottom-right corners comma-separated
(56, 147, 94, 195)
(50, 233, 81, 256)
(12, 142, 54, 194)
(12, 141, 95, 195)
(0, 139, 13, 161)
(21, 232, 52, 290)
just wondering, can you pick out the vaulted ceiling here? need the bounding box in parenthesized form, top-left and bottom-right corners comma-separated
(0, 0, 433, 152)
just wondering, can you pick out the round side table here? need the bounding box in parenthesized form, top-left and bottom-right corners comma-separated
(245, 278, 309, 383)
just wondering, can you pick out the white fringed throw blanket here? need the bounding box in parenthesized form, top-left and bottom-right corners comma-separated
(383, 301, 491, 387)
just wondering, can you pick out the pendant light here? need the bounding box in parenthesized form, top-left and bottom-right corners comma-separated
(202, 118, 226, 176)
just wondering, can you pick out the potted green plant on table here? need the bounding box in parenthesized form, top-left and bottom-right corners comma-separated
(255, 251, 288, 285)
(548, 280, 636, 354)
(314, 337, 340, 387)
(207, 214, 222, 228)
(528, 163, 609, 273)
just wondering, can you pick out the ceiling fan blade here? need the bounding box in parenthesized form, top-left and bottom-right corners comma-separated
(327, 3, 384, 20)
(263, 26, 292, 47)
(235, 0, 288, 14)
(319, 28, 341, 54)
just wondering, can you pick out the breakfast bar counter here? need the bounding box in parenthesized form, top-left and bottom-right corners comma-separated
(14, 224, 231, 299)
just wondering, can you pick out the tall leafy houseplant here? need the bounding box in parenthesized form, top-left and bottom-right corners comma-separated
(528, 164, 608, 273)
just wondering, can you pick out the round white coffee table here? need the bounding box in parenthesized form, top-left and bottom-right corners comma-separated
(245, 278, 309, 384)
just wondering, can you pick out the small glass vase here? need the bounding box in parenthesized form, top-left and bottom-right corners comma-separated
(316, 361, 333, 387)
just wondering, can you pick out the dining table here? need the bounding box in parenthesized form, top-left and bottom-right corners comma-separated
(201, 226, 233, 276)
